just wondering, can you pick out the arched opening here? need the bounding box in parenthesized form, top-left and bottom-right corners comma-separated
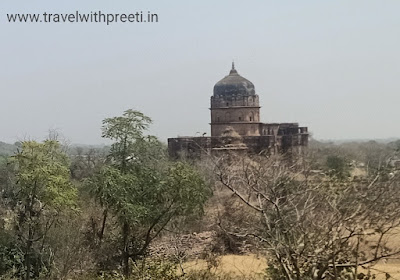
(250, 111, 255, 122)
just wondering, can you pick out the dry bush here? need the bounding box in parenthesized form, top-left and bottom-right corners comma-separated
(212, 152, 400, 280)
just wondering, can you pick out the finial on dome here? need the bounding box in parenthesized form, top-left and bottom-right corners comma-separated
(229, 60, 238, 75)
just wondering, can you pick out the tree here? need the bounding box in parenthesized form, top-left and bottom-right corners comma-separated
(213, 153, 400, 280)
(69, 146, 107, 180)
(325, 155, 350, 179)
(86, 109, 211, 277)
(8, 140, 77, 280)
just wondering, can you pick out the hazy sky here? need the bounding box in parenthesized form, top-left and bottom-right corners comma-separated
(1, 0, 400, 144)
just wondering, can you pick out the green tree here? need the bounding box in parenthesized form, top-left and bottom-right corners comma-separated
(9, 140, 77, 280)
(326, 155, 350, 179)
(86, 109, 211, 277)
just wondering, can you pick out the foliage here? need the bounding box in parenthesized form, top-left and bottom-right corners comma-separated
(45, 211, 94, 280)
(69, 146, 108, 180)
(309, 139, 397, 177)
(85, 109, 211, 277)
(6, 140, 77, 279)
(3, 112, 400, 279)
(0, 231, 24, 278)
(0, 156, 7, 166)
(101, 109, 155, 170)
(325, 155, 350, 178)
(10, 140, 77, 210)
(0, 142, 16, 158)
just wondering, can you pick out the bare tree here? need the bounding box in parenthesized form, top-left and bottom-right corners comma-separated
(213, 152, 400, 280)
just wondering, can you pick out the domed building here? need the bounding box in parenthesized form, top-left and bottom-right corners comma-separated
(168, 63, 308, 158)
(211, 62, 260, 137)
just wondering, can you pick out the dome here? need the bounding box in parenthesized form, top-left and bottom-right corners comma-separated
(213, 63, 255, 97)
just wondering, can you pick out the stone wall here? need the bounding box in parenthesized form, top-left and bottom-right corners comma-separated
(168, 123, 308, 159)
(211, 123, 261, 137)
(210, 107, 260, 123)
(210, 95, 259, 108)
(168, 135, 277, 158)
(210, 94, 261, 137)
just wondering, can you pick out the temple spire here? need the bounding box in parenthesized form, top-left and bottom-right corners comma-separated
(232, 61, 235, 70)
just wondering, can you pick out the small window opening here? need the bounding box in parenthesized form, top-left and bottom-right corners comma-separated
(239, 117, 242, 121)
(226, 102, 229, 106)
(250, 117, 253, 121)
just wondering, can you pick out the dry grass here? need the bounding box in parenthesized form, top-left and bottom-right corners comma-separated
(183, 255, 400, 280)
(183, 254, 267, 279)
(360, 263, 400, 280)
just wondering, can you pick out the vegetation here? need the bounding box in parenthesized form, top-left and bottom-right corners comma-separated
(85, 109, 211, 277)
(214, 152, 400, 279)
(325, 155, 350, 178)
(0, 142, 16, 166)
(1, 113, 400, 279)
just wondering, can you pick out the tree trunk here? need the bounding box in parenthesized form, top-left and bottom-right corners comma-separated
(25, 188, 36, 280)
(122, 221, 130, 277)
(98, 209, 108, 242)
(25, 226, 33, 280)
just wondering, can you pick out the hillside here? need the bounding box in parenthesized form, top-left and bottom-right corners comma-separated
(0, 142, 16, 163)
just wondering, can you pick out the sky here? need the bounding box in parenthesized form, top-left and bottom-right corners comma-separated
(1, 0, 400, 144)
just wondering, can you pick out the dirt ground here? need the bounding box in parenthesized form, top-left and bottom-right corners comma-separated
(360, 263, 400, 280)
(183, 255, 400, 279)
(183, 254, 266, 279)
